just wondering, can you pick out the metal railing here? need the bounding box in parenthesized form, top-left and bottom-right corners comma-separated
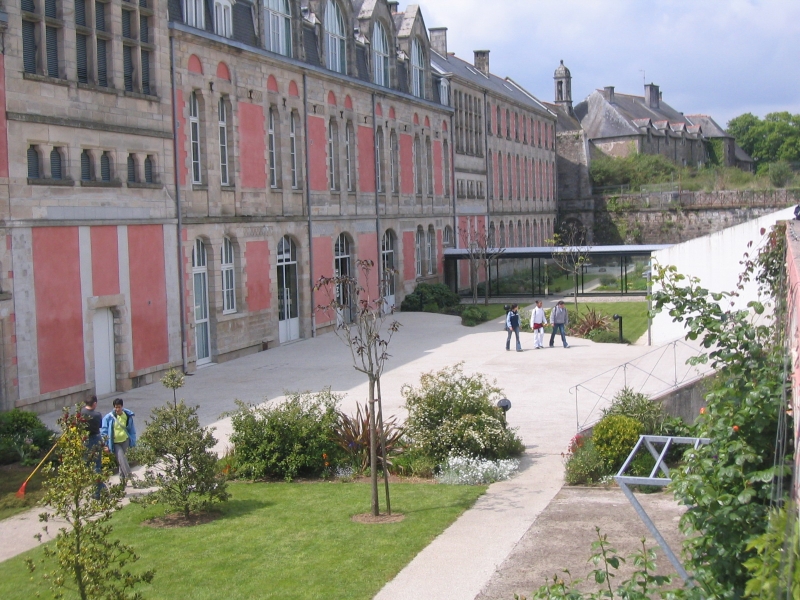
(570, 339, 714, 432)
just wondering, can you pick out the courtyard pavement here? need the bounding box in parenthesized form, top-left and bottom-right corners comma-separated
(1, 303, 666, 599)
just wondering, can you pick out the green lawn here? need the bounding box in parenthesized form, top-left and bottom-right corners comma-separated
(0, 481, 485, 600)
(578, 301, 649, 342)
(0, 464, 46, 520)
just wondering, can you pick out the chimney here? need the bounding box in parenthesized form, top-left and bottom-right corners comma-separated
(429, 27, 447, 56)
(645, 83, 660, 109)
(604, 86, 615, 103)
(387, 1, 399, 14)
(473, 50, 490, 76)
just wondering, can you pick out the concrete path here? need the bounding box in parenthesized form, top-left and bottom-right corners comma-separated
(1, 305, 661, 599)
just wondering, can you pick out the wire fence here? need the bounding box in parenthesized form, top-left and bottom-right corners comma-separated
(570, 339, 715, 432)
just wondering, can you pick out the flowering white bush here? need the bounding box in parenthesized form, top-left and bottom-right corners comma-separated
(435, 454, 520, 485)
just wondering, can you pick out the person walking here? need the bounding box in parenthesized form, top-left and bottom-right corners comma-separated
(530, 300, 546, 349)
(506, 304, 522, 352)
(549, 300, 570, 348)
(80, 396, 104, 497)
(101, 398, 137, 485)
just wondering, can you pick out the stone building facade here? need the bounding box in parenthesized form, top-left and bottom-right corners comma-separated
(429, 32, 557, 291)
(1, 0, 550, 413)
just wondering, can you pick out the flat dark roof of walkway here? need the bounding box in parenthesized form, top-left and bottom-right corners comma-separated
(443, 244, 673, 260)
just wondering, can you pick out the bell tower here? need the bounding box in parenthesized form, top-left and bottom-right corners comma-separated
(554, 60, 573, 114)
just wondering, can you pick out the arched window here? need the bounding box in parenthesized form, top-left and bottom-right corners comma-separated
(427, 225, 436, 275)
(324, 0, 346, 74)
(334, 233, 352, 321)
(525, 220, 531, 246)
(50, 147, 63, 180)
(100, 151, 112, 182)
(372, 21, 389, 87)
(411, 38, 424, 98)
(499, 221, 506, 248)
(443, 225, 453, 247)
(498, 152, 503, 200)
(517, 220, 523, 247)
(487, 150, 493, 199)
(127, 154, 137, 183)
(381, 230, 395, 301)
(189, 91, 202, 184)
(81, 149, 92, 181)
(415, 226, 424, 277)
(505, 109, 510, 138)
(144, 155, 154, 183)
(221, 237, 236, 313)
(219, 98, 229, 185)
(496, 105, 502, 136)
(266, 0, 292, 56)
(489, 221, 496, 247)
(277, 235, 299, 340)
(213, 0, 232, 37)
(507, 221, 514, 248)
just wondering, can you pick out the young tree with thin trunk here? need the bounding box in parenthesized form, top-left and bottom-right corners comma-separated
(315, 259, 400, 517)
(459, 224, 505, 305)
(548, 222, 592, 313)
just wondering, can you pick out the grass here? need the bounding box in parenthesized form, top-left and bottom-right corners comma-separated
(0, 463, 46, 520)
(0, 480, 485, 600)
(577, 301, 649, 343)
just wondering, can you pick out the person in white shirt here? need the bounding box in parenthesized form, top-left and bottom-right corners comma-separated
(529, 300, 546, 349)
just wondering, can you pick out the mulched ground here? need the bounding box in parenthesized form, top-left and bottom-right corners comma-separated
(351, 512, 406, 524)
(141, 510, 223, 528)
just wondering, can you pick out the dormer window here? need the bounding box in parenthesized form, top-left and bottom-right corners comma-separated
(324, 0, 346, 74)
(372, 21, 389, 87)
(184, 0, 205, 29)
(214, 0, 232, 37)
(439, 78, 450, 106)
(266, 0, 291, 56)
(411, 38, 424, 98)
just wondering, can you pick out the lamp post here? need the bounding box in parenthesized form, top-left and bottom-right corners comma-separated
(497, 398, 511, 428)
(613, 314, 623, 343)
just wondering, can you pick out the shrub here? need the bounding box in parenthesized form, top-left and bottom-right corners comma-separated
(592, 415, 643, 471)
(132, 399, 229, 518)
(563, 438, 608, 485)
(402, 363, 524, 463)
(570, 308, 611, 338)
(768, 160, 793, 188)
(229, 389, 343, 481)
(435, 454, 519, 485)
(599, 275, 618, 286)
(461, 305, 489, 326)
(587, 329, 629, 344)
(333, 402, 404, 474)
(400, 283, 460, 312)
(601, 387, 667, 435)
(0, 409, 54, 465)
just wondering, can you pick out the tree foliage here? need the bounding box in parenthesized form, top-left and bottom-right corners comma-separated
(459, 223, 505, 305)
(26, 408, 154, 600)
(727, 111, 800, 170)
(650, 223, 793, 598)
(132, 399, 229, 519)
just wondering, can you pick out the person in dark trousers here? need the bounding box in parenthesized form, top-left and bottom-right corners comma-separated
(101, 398, 137, 485)
(549, 300, 570, 348)
(80, 395, 104, 497)
(506, 304, 522, 352)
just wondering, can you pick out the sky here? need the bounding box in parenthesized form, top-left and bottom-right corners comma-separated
(416, 0, 800, 128)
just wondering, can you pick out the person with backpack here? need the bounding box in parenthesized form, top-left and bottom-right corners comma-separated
(506, 304, 522, 352)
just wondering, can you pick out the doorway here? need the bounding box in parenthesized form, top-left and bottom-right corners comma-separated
(192, 239, 211, 365)
(92, 308, 115, 396)
(277, 236, 300, 343)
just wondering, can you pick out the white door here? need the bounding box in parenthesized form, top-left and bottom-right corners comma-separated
(382, 231, 396, 309)
(93, 308, 115, 396)
(334, 234, 352, 325)
(193, 239, 211, 365)
(277, 236, 300, 343)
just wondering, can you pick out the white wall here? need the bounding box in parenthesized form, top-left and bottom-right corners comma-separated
(650, 206, 795, 345)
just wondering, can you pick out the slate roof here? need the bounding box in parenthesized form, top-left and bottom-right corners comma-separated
(431, 50, 552, 117)
(684, 114, 729, 138)
(542, 102, 582, 132)
(575, 90, 695, 140)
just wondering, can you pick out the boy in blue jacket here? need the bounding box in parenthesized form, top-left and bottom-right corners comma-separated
(101, 398, 137, 484)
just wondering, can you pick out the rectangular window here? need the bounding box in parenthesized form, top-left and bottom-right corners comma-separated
(95, 1, 106, 31)
(189, 92, 202, 184)
(76, 34, 88, 83)
(218, 99, 229, 185)
(139, 14, 149, 43)
(345, 124, 353, 191)
(45, 26, 59, 78)
(328, 120, 339, 191)
(141, 51, 151, 95)
(268, 109, 277, 188)
(289, 113, 298, 188)
(97, 38, 108, 87)
(122, 10, 133, 38)
(123, 45, 134, 92)
(144, 155, 154, 183)
(221, 238, 236, 313)
(23, 20, 37, 74)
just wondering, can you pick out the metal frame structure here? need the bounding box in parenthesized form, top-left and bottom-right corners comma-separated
(614, 434, 711, 586)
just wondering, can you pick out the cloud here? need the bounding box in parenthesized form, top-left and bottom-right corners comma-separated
(416, 0, 800, 124)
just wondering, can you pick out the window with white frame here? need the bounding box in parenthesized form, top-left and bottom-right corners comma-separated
(443, 225, 453, 247)
(328, 118, 339, 190)
(414, 136, 422, 194)
(427, 226, 436, 275)
(290, 112, 298, 188)
(219, 98, 229, 185)
(221, 237, 236, 313)
(443, 140, 450, 196)
(266, 0, 292, 56)
(268, 107, 278, 188)
(344, 121, 354, 191)
(415, 226, 424, 277)
(390, 130, 399, 193)
(439, 78, 450, 106)
(214, 0, 232, 38)
(184, 0, 205, 29)
(372, 21, 389, 87)
(189, 92, 202, 184)
(425, 136, 433, 195)
(324, 0, 346, 74)
(376, 127, 385, 192)
(411, 38, 424, 98)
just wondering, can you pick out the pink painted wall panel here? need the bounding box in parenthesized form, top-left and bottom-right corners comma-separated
(402, 230, 416, 282)
(357, 126, 375, 193)
(433, 140, 443, 196)
(312, 235, 334, 325)
(90, 226, 120, 297)
(399, 134, 414, 195)
(308, 115, 329, 191)
(357, 233, 378, 300)
(245, 241, 270, 312)
(32, 227, 85, 393)
(0, 56, 8, 177)
(239, 102, 267, 189)
(176, 89, 187, 186)
(128, 225, 169, 370)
